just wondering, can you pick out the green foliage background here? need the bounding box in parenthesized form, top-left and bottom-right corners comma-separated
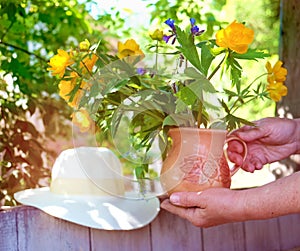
(0, 0, 280, 205)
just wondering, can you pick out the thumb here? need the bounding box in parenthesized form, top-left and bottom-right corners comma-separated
(170, 192, 203, 208)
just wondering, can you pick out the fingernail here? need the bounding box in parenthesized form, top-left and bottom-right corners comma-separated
(170, 193, 180, 204)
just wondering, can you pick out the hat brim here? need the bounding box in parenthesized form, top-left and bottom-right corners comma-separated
(14, 187, 160, 230)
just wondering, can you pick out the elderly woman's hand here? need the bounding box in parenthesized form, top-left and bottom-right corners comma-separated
(227, 117, 300, 172)
(160, 188, 245, 228)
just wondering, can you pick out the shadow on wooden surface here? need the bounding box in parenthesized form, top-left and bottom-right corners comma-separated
(1, 206, 300, 251)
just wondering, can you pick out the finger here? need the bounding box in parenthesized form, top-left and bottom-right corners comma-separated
(227, 151, 243, 166)
(227, 140, 245, 154)
(230, 124, 256, 133)
(243, 155, 265, 172)
(253, 158, 264, 170)
(160, 199, 186, 215)
(235, 128, 265, 142)
(230, 121, 266, 142)
(169, 192, 203, 208)
(161, 199, 198, 222)
(241, 161, 255, 173)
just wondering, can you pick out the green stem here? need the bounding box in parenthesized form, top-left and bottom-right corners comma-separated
(68, 66, 83, 78)
(81, 60, 95, 79)
(230, 96, 256, 114)
(245, 72, 269, 89)
(196, 100, 203, 128)
(207, 51, 228, 81)
(105, 96, 164, 122)
(155, 41, 158, 72)
(229, 72, 269, 113)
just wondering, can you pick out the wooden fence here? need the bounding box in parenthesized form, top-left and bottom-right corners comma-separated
(1, 206, 300, 251)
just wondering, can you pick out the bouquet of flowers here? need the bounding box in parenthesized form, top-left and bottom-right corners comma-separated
(47, 18, 288, 180)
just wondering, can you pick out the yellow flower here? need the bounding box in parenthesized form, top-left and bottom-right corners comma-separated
(216, 20, 254, 54)
(79, 39, 90, 51)
(265, 60, 287, 84)
(71, 108, 93, 132)
(149, 29, 164, 41)
(117, 39, 144, 59)
(47, 49, 74, 78)
(58, 72, 90, 108)
(80, 54, 98, 74)
(267, 81, 288, 102)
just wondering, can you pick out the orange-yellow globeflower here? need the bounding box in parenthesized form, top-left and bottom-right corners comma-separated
(216, 20, 254, 54)
(117, 39, 144, 59)
(47, 49, 74, 78)
(58, 72, 90, 108)
(265, 60, 288, 84)
(80, 54, 98, 74)
(267, 81, 288, 102)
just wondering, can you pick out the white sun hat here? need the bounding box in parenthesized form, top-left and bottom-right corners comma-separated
(14, 147, 160, 230)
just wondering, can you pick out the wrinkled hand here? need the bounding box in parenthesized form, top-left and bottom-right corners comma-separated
(160, 188, 244, 228)
(227, 117, 299, 172)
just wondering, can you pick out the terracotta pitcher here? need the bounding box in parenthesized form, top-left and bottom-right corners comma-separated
(160, 127, 247, 194)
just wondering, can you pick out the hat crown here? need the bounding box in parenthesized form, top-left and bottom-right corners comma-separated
(50, 147, 125, 196)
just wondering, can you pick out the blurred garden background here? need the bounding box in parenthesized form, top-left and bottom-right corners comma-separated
(0, 0, 283, 205)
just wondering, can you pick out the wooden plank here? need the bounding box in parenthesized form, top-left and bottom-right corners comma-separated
(90, 226, 151, 251)
(0, 207, 18, 251)
(2, 206, 300, 251)
(278, 213, 300, 250)
(150, 210, 202, 251)
(244, 218, 280, 251)
(16, 206, 90, 251)
(202, 222, 245, 251)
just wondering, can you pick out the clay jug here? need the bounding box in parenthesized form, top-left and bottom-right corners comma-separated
(160, 127, 247, 194)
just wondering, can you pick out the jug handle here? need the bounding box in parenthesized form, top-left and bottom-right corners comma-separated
(224, 136, 248, 176)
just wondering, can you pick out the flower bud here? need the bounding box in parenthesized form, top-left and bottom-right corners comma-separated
(210, 47, 226, 56)
(149, 29, 164, 41)
(79, 39, 90, 51)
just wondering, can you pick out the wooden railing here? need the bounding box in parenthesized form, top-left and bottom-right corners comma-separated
(1, 206, 300, 251)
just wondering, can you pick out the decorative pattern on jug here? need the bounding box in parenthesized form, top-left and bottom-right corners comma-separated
(179, 153, 231, 187)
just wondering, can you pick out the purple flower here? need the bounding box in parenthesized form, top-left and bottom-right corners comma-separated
(137, 67, 147, 75)
(163, 18, 177, 44)
(164, 18, 175, 30)
(163, 35, 176, 44)
(163, 35, 170, 43)
(190, 18, 196, 26)
(189, 18, 205, 37)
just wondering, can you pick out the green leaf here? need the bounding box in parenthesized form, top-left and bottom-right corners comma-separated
(134, 164, 149, 179)
(175, 26, 203, 72)
(197, 41, 215, 75)
(226, 56, 242, 91)
(7, 3, 17, 21)
(232, 49, 270, 61)
(186, 79, 216, 95)
(162, 115, 177, 127)
(135, 166, 146, 179)
(184, 67, 206, 81)
(225, 114, 254, 131)
(175, 99, 188, 113)
(177, 85, 197, 106)
(162, 113, 194, 127)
